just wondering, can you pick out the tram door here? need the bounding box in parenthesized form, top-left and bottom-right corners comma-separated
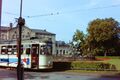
(31, 44, 39, 68)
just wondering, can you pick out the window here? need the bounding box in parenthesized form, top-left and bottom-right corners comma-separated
(40, 46, 44, 55)
(1, 46, 7, 54)
(27, 32, 30, 37)
(31, 44, 39, 55)
(7, 45, 12, 54)
(60, 50, 62, 54)
(12, 35, 16, 39)
(47, 46, 52, 55)
(40, 45, 52, 55)
(13, 45, 17, 54)
(26, 48, 30, 55)
(48, 38, 52, 41)
(32, 47, 37, 54)
(63, 50, 65, 55)
(56, 50, 58, 55)
(1, 34, 4, 40)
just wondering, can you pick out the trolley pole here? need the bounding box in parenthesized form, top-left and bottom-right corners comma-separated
(17, 0, 25, 80)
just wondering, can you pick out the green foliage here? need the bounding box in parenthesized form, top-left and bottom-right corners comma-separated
(71, 61, 113, 71)
(73, 29, 85, 42)
(72, 29, 86, 55)
(72, 17, 120, 56)
(84, 18, 120, 56)
(87, 18, 119, 42)
(53, 61, 116, 71)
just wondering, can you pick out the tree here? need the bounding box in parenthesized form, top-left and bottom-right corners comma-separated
(86, 18, 120, 56)
(73, 29, 85, 42)
(72, 29, 85, 55)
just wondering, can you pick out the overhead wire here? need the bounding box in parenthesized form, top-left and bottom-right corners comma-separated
(4, 4, 120, 19)
(26, 4, 120, 18)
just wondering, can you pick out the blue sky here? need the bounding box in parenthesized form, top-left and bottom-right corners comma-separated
(2, 0, 120, 42)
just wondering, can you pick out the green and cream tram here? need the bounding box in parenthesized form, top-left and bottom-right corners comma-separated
(0, 41, 53, 69)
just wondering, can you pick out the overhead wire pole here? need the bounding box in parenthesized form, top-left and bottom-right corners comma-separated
(17, 0, 25, 80)
(0, 0, 2, 44)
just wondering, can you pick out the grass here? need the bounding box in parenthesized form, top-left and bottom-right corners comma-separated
(65, 70, 120, 78)
(65, 70, 120, 73)
(96, 56, 120, 59)
(59, 56, 120, 75)
(103, 59, 120, 70)
(96, 56, 120, 70)
(65, 70, 120, 77)
(70, 56, 120, 71)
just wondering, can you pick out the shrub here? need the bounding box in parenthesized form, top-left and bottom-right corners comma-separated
(71, 61, 115, 71)
(71, 61, 113, 71)
(53, 61, 116, 71)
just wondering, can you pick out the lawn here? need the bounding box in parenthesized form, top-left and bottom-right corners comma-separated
(103, 59, 120, 70)
(65, 56, 120, 75)
(96, 56, 120, 70)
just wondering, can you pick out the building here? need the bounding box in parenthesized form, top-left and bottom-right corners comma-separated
(0, 24, 56, 54)
(0, 26, 10, 40)
(0, 24, 12, 40)
(0, 23, 13, 43)
(56, 41, 72, 56)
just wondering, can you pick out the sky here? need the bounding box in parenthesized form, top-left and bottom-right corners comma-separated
(2, 0, 120, 42)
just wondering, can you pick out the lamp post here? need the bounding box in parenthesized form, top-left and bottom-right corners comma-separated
(17, 0, 25, 80)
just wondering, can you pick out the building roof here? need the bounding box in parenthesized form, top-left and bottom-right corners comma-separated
(1, 25, 55, 35)
(31, 29, 55, 35)
(56, 41, 70, 47)
(0, 26, 11, 31)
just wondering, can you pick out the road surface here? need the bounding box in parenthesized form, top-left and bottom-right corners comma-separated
(0, 68, 119, 80)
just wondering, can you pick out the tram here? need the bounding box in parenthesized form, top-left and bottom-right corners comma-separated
(0, 41, 53, 69)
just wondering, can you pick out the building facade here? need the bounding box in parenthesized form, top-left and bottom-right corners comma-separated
(56, 41, 72, 56)
(0, 26, 11, 40)
(0, 23, 12, 41)
(0, 24, 56, 54)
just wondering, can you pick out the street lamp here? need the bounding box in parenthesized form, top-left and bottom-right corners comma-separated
(17, 0, 25, 80)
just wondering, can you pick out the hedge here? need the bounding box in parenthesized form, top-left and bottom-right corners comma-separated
(53, 61, 116, 71)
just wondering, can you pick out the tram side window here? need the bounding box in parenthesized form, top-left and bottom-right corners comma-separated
(13, 45, 17, 54)
(47, 46, 52, 55)
(40, 45, 52, 55)
(26, 48, 30, 55)
(44, 46, 48, 55)
(1, 46, 7, 54)
(40, 46, 44, 55)
(7, 45, 12, 54)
